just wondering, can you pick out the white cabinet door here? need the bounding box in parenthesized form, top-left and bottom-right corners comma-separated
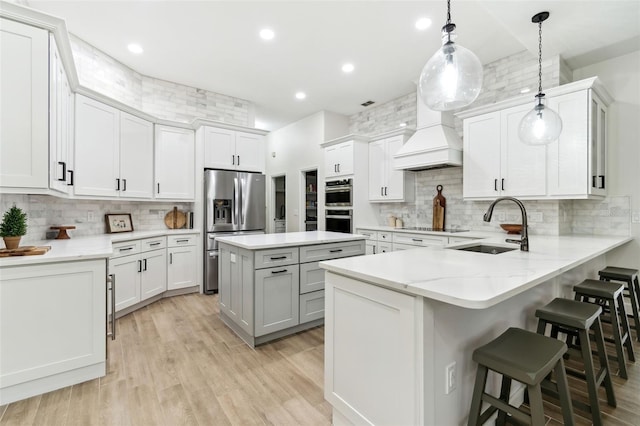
(463, 111, 501, 198)
(219, 243, 254, 335)
(368, 140, 386, 201)
(254, 264, 300, 337)
(384, 135, 406, 201)
(109, 254, 141, 312)
(325, 141, 354, 178)
(0, 19, 49, 189)
(588, 92, 608, 197)
(203, 127, 235, 169)
(155, 125, 195, 200)
(167, 245, 197, 290)
(141, 249, 167, 299)
(235, 132, 263, 172)
(500, 103, 547, 197)
(119, 112, 153, 198)
(75, 95, 120, 197)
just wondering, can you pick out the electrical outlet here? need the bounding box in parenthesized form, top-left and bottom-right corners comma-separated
(87, 211, 95, 222)
(445, 362, 456, 394)
(496, 212, 506, 222)
(529, 212, 543, 222)
(158, 211, 165, 219)
(632, 211, 640, 224)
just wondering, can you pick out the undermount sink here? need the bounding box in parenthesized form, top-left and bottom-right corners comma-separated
(452, 244, 517, 255)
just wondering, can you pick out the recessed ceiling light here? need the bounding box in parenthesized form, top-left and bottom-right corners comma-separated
(415, 17, 432, 30)
(127, 43, 144, 54)
(295, 92, 306, 100)
(399, 122, 407, 127)
(342, 63, 355, 73)
(520, 87, 531, 94)
(259, 29, 275, 40)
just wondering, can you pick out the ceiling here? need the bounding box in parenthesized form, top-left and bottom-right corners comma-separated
(27, 1, 640, 131)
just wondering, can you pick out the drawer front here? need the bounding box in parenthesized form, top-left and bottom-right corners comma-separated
(299, 290, 325, 324)
(168, 234, 196, 247)
(392, 232, 447, 247)
(355, 229, 377, 240)
(111, 240, 141, 258)
(448, 236, 479, 244)
(141, 236, 167, 252)
(299, 261, 325, 294)
(299, 240, 365, 263)
(392, 242, 423, 251)
(377, 242, 392, 253)
(254, 247, 299, 269)
(378, 232, 392, 242)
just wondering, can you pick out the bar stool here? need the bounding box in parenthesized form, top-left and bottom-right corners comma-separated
(599, 266, 640, 341)
(574, 279, 636, 379)
(535, 298, 616, 426)
(468, 327, 574, 426)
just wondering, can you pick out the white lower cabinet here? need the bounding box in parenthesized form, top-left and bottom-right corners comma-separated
(168, 246, 197, 290)
(0, 259, 107, 405)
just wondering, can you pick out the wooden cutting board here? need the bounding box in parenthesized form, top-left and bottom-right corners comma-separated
(164, 207, 186, 229)
(432, 185, 446, 231)
(0, 246, 51, 257)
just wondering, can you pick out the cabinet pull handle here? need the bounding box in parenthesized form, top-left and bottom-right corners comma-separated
(143, 259, 147, 271)
(412, 238, 423, 242)
(501, 179, 505, 191)
(107, 274, 116, 341)
(334, 164, 337, 173)
(592, 176, 597, 188)
(138, 259, 142, 272)
(122, 179, 127, 192)
(237, 155, 240, 166)
(120, 247, 133, 252)
(373, 246, 376, 254)
(271, 269, 288, 274)
(170, 253, 173, 264)
(57, 161, 66, 181)
(116, 178, 120, 191)
(232, 155, 235, 165)
(149, 242, 161, 246)
(329, 249, 343, 253)
(381, 187, 384, 196)
(337, 164, 340, 173)
(598, 175, 605, 189)
(270, 255, 287, 260)
(384, 187, 387, 196)
(157, 183, 160, 194)
(176, 239, 189, 243)
(67, 170, 74, 186)
(494, 179, 498, 191)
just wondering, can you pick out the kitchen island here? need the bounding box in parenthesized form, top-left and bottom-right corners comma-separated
(320, 234, 632, 425)
(216, 231, 365, 347)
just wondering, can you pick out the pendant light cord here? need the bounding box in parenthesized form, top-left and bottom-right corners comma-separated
(537, 20, 543, 95)
(446, 0, 451, 25)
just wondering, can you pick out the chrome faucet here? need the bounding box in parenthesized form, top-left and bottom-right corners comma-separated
(483, 197, 529, 252)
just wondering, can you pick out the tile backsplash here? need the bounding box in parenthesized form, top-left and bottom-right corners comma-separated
(1, 195, 193, 244)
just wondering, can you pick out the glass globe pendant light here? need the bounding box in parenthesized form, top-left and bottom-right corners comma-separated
(518, 11, 562, 145)
(418, 0, 483, 111)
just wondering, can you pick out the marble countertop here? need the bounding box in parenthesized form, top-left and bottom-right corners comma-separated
(355, 225, 495, 239)
(216, 231, 366, 250)
(0, 229, 200, 267)
(320, 234, 632, 309)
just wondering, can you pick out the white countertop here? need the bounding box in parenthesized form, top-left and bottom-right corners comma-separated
(216, 231, 366, 250)
(320, 234, 632, 309)
(356, 225, 495, 239)
(0, 229, 200, 267)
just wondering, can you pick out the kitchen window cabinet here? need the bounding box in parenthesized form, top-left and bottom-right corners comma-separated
(0, 19, 49, 190)
(75, 95, 154, 198)
(368, 131, 414, 202)
(155, 125, 195, 200)
(167, 235, 198, 290)
(203, 126, 264, 172)
(324, 140, 354, 178)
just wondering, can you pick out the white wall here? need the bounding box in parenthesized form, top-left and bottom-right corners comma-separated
(265, 111, 348, 232)
(573, 50, 640, 272)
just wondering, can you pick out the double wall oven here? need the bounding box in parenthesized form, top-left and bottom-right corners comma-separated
(325, 178, 352, 233)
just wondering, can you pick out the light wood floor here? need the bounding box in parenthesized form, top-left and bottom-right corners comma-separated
(0, 293, 638, 425)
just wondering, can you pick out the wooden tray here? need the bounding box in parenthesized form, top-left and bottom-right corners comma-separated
(0, 246, 51, 257)
(164, 207, 186, 229)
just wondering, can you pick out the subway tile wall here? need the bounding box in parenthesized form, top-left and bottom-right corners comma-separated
(70, 35, 252, 126)
(349, 50, 628, 236)
(1, 195, 193, 244)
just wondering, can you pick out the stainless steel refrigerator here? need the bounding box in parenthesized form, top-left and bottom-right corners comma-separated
(204, 169, 266, 294)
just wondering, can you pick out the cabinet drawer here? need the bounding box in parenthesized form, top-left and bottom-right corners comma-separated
(355, 229, 377, 240)
(392, 233, 447, 247)
(299, 240, 365, 263)
(141, 236, 167, 252)
(448, 236, 479, 244)
(254, 247, 299, 269)
(111, 240, 141, 258)
(392, 243, 423, 251)
(299, 261, 325, 294)
(300, 290, 324, 324)
(168, 234, 196, 247)
(378, 232, 392, 242)
(377, 242, 392, 253)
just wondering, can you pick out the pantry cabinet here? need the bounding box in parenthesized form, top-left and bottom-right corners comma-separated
(0, 19, 49, 190)
(203, 126, 264, 172)
(368, 130, 414, 202)
(155, 125, 195, 200)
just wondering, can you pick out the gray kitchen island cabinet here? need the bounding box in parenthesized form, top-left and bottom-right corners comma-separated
(217, 231, 366, 347)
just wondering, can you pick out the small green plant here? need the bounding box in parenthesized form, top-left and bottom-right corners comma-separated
(0, 205, 27, 237)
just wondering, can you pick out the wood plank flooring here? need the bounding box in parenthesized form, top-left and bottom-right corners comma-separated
(0, 293, 638, 425)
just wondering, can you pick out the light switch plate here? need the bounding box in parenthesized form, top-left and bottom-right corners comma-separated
(632, 211, 640, 223)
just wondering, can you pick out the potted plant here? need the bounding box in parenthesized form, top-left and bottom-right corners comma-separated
(0, 205, 28, 250)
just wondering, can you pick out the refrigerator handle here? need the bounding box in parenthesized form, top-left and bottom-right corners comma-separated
(233, 177, 238, 226)
(240, 176, 245, 225)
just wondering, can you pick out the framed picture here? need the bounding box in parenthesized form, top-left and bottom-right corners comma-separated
(105, 213, 134, 233)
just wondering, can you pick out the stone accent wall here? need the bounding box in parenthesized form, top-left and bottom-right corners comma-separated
(349, 92, 417, 136)
(69, 35, 252, 125)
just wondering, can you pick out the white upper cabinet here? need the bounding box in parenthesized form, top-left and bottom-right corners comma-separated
(75, 95, 153, 198)
(325, 140, 354, 178)
(203, 126, 264, 172)
(155, 125, 195, 200)
(0, 19, 49, 190)
(368, 131, 414, 202)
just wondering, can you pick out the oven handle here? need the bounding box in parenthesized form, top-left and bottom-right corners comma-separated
(325, 186, 352, 192)
(326, 214, 352, 219)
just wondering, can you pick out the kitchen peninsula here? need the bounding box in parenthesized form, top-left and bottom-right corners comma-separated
(320, 234, 632, 425)
(216, 231, 365, 347)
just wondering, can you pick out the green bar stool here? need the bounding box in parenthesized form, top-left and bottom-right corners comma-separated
(599, 266, 640, 342)
(574, 279, 636, 379)
(468, 327, 574, 426)
(535, 298, 616, 426)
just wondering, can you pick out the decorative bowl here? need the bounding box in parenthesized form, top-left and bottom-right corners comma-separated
(500, 224, 522, 234)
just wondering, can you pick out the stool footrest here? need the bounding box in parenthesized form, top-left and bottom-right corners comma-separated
(482, 393, 530, 425)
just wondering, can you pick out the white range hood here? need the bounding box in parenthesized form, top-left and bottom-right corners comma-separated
(393, 94, 462, 171)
